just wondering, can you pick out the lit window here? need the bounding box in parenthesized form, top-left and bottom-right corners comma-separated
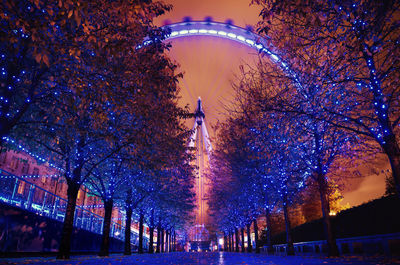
(41, 174, 47, 184)
(17, 181, 25, 194)
(10, 156, 19, 170)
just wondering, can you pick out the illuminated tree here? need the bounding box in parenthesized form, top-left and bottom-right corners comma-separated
(0, 0, 86, 145)
(234, 42, 366, 254)
(5, 0, 179, 259)
(254, 0, 400, 198)
(148, 165, 196, 252)
(86, 158, 129, 256)
(208, 117, 261, 252)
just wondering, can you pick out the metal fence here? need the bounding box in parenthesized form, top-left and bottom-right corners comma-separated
(270, 232, 400, 256)
(0, 169, 135, 244)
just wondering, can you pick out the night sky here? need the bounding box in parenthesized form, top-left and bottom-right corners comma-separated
(154, 0, 387, 207)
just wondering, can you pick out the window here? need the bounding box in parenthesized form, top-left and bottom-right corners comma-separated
(21, 162, 30, 175)
(0, 149, 7, 164)
(17, 182, 25, 194)
(10, 156, 19, 170)
(33, 167, 39, 176)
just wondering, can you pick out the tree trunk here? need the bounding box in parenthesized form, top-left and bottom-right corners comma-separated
(170, 230, 173, 252)
(383, 134, 400, 197)
(228, 233, 231, 251)
(317, 172, 339, 257)
(282, 200, 294, 255)
(246, 223, 252, 253)
(165, 230, 169, 253)
(161, 229, 164, 252)
(156, 227, 161, 253)
(227, 232, 230, 251)
(230, 232, 233, 251)
(168, 229, 172, 252)
(57, 182, 80, 259)
(235, 228, 239, 252)
(362, 51, 400, 198)
(253, 219, 260, 253)
(138, 211, 144, 254)
(265, 208, 273, 254)
(174, 231, 176, 251)
(148, 209, 154, 253)
(124, 205, 132, 255)
(223, 233, 227, 251)
(99, 199, 114, 256)
(148, 225, 154, 253)
(167, 230, 170, 252)
(241, 228, 245, 252)
(156, 219, 161, 253)
(171, 230, 174, 251)
(124, 189, 133, 255)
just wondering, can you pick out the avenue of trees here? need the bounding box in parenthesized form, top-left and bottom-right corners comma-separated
(1, 0, 195, 259)
(208, 0, 399, 257)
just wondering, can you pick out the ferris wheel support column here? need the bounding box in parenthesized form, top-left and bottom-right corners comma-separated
(189, 97, 213, 244)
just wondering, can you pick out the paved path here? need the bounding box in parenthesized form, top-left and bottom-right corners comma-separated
(1, 252, 399, 265)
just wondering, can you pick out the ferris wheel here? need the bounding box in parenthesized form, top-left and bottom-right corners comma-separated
(160, 19, 284, 246)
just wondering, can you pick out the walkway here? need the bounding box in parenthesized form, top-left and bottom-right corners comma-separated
(1, 252, 399, 265)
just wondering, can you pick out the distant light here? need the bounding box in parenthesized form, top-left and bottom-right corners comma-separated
(255, 44, 263, 49)
(218, 238, 224, 245)
(270, 54, 279, 61)
(262, 48, 271, 54)
(189, 29, 198, 34)
(170, 31, 179, 36)
(179, 30, 189, 34)
(199, 29, 207, 33)
(329, 211, 336, 216)
(245, 39, 255, 45)
(208, 30, 217, 34)
(217, 31, 227, 36)
(228, 33, 237, 38)
(237, 35, 245, 41)
(143, 40, 151, 46)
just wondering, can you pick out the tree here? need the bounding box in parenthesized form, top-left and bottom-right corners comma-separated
(6, 0, 181, 259)
(207, 116, 263, 253)
(253, 0, 400, 197)
(249, 114, 308, 256)
(0, 0, 87, 145)
(232, 36, 363, 254)
(385, 173, 397, 196)
(86, 157, 137, 256)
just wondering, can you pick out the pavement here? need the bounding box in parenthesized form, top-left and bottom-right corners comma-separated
(1, 252, 399, 265)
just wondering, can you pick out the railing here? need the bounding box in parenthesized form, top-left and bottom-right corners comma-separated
(0, 169, 138, 245)
(270, 232, 400, 255)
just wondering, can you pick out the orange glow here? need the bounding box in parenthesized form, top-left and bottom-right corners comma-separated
(156, 0, 387, 210)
